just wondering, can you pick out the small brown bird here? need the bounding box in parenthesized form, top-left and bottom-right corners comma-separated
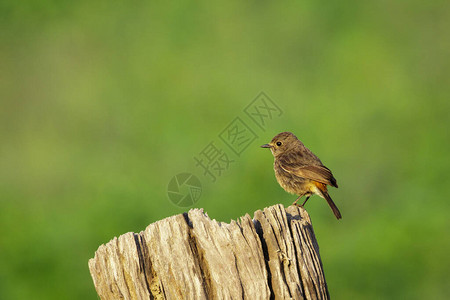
(261, 132, 342, 219)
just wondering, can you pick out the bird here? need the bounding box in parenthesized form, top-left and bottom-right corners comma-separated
(261, 132, 341, 219)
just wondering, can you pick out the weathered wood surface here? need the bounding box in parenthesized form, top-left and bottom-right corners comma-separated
(88, 204, 330, 300)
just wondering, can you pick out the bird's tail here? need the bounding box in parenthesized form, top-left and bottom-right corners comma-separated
(315, 183, 342, 219)
(323, 191, 342, 219)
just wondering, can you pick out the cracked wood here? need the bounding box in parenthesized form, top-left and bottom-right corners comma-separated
(88, 204, 330, 299)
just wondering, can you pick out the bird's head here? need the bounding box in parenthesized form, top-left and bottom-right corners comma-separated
(260, 132, 302, 157)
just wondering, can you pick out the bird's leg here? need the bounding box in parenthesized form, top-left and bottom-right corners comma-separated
(292, 195, 303, 206)
(300, 196, 310, 207)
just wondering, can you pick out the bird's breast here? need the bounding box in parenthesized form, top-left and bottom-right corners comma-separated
(273, 162, 311, 195)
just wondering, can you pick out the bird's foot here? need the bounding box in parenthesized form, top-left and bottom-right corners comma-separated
(292, 195, 303, 207)
(291, 201, 303, 207)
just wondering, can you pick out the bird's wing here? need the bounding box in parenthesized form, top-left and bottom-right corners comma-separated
(280, 161, 338, 188)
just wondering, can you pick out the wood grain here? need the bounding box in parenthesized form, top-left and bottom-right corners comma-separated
(88, 204, 330, 299)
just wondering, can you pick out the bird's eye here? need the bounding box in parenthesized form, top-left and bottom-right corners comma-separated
(276, 142, 282, 146)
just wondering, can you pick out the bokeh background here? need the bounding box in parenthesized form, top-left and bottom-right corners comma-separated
(1, 1, 449, 299)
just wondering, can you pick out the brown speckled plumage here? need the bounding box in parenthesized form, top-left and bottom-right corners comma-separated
(261, 132, 341, 219)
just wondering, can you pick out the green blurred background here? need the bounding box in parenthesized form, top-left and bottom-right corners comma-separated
(1, 1, 449, 299)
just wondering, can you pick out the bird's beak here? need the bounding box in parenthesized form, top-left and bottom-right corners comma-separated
(260, 144, 272, 148)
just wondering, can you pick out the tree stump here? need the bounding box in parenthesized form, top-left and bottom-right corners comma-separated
(88, 204, 330, 299)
